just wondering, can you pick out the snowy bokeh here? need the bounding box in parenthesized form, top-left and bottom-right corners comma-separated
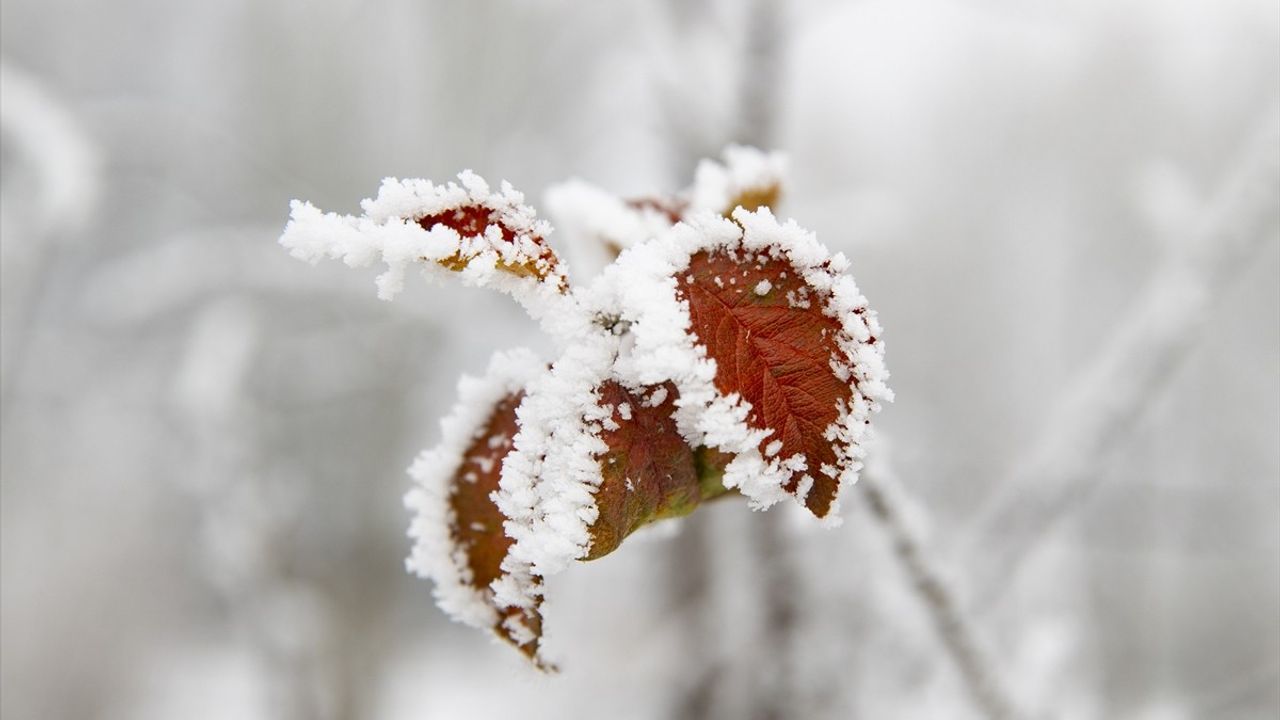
(2, 1, 1277, 718)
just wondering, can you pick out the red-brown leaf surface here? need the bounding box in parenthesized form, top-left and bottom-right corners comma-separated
(676, 249, 853, 517)
(447, 391, 544, 660)
(417, 205, 563, 287)
(586, 381, 730, 559)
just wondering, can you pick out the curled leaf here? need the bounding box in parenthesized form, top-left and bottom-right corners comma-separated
(279, 171, 567, 302)
(414, 178, 565, 289)
(489, 343, 733, 663)
(404, 349, 547, 663)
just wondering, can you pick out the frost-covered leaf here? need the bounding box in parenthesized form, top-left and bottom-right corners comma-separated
(688, 145, 786, 217)
(486, 347, 730, 665)
(405, 349, 547, 664)
(543, 146, 784, 264)
(611, 207, 890, 519)
(279, 171, 569, 315)
(416, 194, 562, 288)
(444, 390, 546, 662)
(586, 381, 729, 559)
(677, 247, 849, 516)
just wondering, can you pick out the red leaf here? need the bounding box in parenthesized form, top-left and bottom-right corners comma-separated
(676, 249, 854, 517)
(447, 391, 545, 662)
(418, 204, 564, 289)
(586, 381, 729, 559)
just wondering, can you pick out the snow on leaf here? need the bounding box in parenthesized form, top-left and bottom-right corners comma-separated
(544, 180, 684, 271)
(610, 207, 889, 520)
(489, 332, 618, 652)
(279, 172, 570, 322)
(488, 338, 733, 665)
(416, 191, 563, 289)
(689, 145, 786, 217)
(542, 146, 783, 265)
(445, 391, 546, 662)
(625, 197, 687, 224)
(404, 349, 548, 664)
(586, 381, 730, 560)
(677, 248, 851, 516)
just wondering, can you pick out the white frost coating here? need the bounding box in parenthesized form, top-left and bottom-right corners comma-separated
(543, 144, 784, 271)
(544, 179, 678, 258)
(601, 207, 890, 520)
(404, 347, 544, 630)
(688, 145, 787, 215)
(491, 331, 620, 612)
(279, 172, 581, 336)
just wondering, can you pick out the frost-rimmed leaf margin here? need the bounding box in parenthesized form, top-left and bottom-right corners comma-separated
(489, 332, 618, 625)
(543, 145, 786, 261)
(688, 144, 787, 217)
(403, 347, 542, 632)
(602, 206, 892, 522)
(278, 171, 580, 337)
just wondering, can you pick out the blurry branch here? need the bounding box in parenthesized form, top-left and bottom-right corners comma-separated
(0, 62, 100, 236)
(735, 0, 781, 149)
(656, 2, 802, 718)
(962, 103, 1280, 610)
(658, 3, 1026, 717)
(173, 298, 340, 720)
(860, 448, 1026, 720)
(86, 223, 436, 719)
(749, 509, 799, 720)
(79, 227, 449, 327)
(733, 6, 803, 719)
(0, 61, 100, 412)
(667, 519, 719, 720)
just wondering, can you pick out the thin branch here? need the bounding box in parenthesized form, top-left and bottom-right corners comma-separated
(663, 3, 795, 718)
(859, 452, 1025, 720)
(735, 0, 781, 149)
(960, 103, 1280, 610)
(749, 510, 800, 720)
(732, 4, 804, 719)
(0, 61, 100, 415)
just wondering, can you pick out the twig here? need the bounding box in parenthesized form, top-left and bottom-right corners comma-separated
(662, 2, 796, 718)
(735, 0, 781, 149)
(960, 103, 1280, 610)
(0, 62, 100, 415)
(668, 517, 721, 720)
(749, 510, 800, 720)
(733, 5, 802, 718)
(859, 452, 1025, 720)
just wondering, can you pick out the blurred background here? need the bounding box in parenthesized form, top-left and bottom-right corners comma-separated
(2, 0, 1277, 718)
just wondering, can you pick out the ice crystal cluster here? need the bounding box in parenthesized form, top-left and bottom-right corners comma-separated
(279, 147, 891, 667)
